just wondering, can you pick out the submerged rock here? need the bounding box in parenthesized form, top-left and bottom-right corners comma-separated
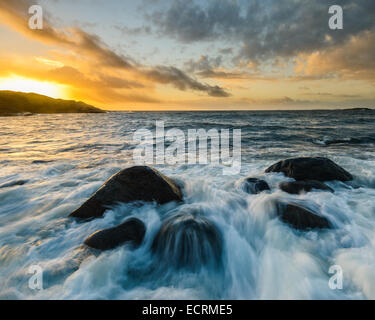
(84, 217, 146, 250)
(69, 166, 183, 219)
(151, 213, 223, 270)
(265, 157, 353, 182)
(277, 203, 332, 231)
(280, 180, 334, 195)
(0, 180, 28, 188)
(243, 178, 270, 194)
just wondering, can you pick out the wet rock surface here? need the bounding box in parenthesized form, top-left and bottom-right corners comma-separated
(151, 212, 223, 270)
(243, 177, 270, 194)
(280, 180, 334, 194)
(0, 180, 28, 188)
(266, 157, 353, 182)
(84, 217, 146, 250)
(70, 166, 183, 219)
(277, 203, 332, 231)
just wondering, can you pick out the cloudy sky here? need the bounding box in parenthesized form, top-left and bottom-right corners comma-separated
(0, 0, 374, 110)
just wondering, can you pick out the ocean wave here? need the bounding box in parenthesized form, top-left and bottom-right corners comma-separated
(0, 112, 375, 299)
(314, 136, 375, 146)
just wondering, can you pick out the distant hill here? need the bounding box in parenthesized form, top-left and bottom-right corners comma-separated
(341, 107, 373, 111)
(0, 91, 104, 115)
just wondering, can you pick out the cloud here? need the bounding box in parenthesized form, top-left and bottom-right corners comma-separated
(0, 56, 160, 105)
(44, 66, 144, 90)
(184, 55, 222, 73)
(151, 0, 241, 43)
(1, 0, 373, 108)
(302, 92, 361, 99)
(196, 69, 263, 80)
(197, 70, 247, 79)
(184, 55, 262, 80)
(0, 0, 230, 99)
(150, 0, 375, 87)
(239, 96, 315, 107)
(295, 29, 375, 83)
(145, 66, 230, 97)
(151, 0, 375, 62)
(184, 56, 277, 80)
(114, 25, 152, 37)
(0, 0, 134, 69)
(219, 47, 233, 55)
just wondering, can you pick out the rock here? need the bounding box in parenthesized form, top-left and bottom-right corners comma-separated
(265, 157, 353, 182)
(70, 166, 183, 219)
(0, 180, 28, 188)
(277, 203, 332, 230)
(243, 178, 270, 194)
(84, 218, 146, 250)
(280, 180, 334, 194)
(151, 212, 223, 270)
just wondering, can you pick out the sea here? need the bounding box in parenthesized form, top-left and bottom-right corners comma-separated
(0, 110, 375, 299)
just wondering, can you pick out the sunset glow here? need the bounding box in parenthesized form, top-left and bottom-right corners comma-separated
(0, 0, 373, 110)
(1, 0, 375, 302)
(0, 76, 65, 99)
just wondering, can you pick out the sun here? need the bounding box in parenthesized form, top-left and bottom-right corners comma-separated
(0, 76, 66, 99)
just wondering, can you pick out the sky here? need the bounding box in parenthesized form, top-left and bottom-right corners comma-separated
(0, 0, 374, 110)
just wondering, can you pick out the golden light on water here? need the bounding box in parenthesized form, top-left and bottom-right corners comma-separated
(0, 76, 66, 99)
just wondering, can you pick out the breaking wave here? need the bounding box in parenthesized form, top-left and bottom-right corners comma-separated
(0, 110, 375, 299)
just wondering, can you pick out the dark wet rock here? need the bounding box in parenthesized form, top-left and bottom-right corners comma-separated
(265, 157, 353, 182)
(277, 203, 332, 231)
(32, 160, 53, 164)
(151, 213, 223, 270)
(84, 218, 146, 250)
(70, 166, 183, 219)
(0, 180, 28, 188)
(280, 180, 334, 195)
(243, 178, 270, 194)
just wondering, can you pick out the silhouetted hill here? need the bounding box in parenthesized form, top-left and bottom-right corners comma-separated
(341, 107, 373, 111)
(0, 91, 104, 115)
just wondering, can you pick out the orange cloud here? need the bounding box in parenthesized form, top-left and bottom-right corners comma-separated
(295, 30, 375, 84)
(0, 0, 230, 103)
(0, 0, 374, 110)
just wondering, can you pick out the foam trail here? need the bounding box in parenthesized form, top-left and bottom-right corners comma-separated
(0, 111, 375, 299)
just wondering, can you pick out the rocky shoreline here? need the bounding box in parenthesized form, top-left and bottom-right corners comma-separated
(69, 157, 353, 270)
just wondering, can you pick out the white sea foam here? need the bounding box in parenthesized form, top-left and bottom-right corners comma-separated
(0, 112, 375, 299)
